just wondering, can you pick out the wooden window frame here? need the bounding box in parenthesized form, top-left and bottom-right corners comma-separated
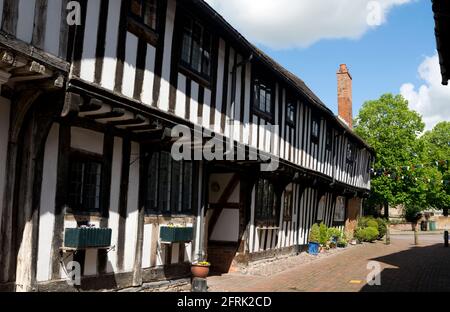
(255, 178, 279, 226)
(144, 150, 194, 216)
(311, 116, 320, 144)
(326, 127, 333, 151)
(283, 190, 293, 221)
(346, 141, 357, 164)
(286, 94, 296, 128)
(252, 73, 275, 123)
(178, 13, 213, 86)
(67, 150, 104, 216)
(127, 0, 160, 46)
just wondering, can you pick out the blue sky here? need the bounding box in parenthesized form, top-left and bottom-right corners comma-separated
(260, 0, 436, 116)
(206, 0, 449, 130)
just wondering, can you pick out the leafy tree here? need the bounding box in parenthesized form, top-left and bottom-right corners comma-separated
(421, 122, 450, 210)
(354, 94, 425, 215)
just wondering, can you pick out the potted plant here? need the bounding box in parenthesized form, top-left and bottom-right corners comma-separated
(191, 260, 211, 279)
(308, 224, 320, 255)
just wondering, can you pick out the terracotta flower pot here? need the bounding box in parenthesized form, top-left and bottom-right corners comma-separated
(191, 264, 210, 278)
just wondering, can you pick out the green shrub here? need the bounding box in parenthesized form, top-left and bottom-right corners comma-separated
(337, 238, 348, 248)
(355, 227, 379, 242)
(327, 227, 342, 241)
(366, 220, 379, 229)
(376, 218, 388, 239)
(309, 224, 320, 243)
(319, 223, 329, 245)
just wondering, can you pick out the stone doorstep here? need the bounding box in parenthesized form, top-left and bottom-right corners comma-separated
(117, 278, 191, 292)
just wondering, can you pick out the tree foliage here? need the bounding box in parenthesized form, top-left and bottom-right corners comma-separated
(354, 94, 449, 215)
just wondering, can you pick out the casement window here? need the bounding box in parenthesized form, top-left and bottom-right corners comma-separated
(346, 142, 356, 163)
(326, 128, 333, 151)
(180, 15, 212, 81)
(286, 99, 296, 127)
(311, 117, 320, 143)
(334, 196, 346, 223)
(68, 153, 103, 214)
(145, 151, 193, 214)
(128, 0, 159, 44)
(255, 178, 278, 224)
(317, 196, 326, 222)
(253, 78, 274, 121)
(283, 190, 293, 221)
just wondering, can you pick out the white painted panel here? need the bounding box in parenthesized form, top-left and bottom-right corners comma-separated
(124, 142, 140, 271)
(84, 250, 98, 276)
(106, 137, 123, 273)
(171, 243, 179, 264)
(141, 44, 156, 105)
(80, 0, 101, 82)
(71, 127, 104, 155)
(101, 0, 122, 90)
(122, 32, 138, 98)
(210, 209, 239, 242)
(36, 123, 59, 282)
(203, 88, 211, 128)
(208, 173, 233, 204)
(189, 81, 199, 124)
(228, 182, 240, 203)
(214, 39, 226, 134)
(248, 186, 255, 253)
(44, 0, 62, 56)
(184, 242, 192, 262)
(243, 62, 251, 145)
(16, 0, 36, 43)
(175, 74, 186, 118)
(158, 0, 176, 111)
(142, 224, 153, 268)
(251, 115, 258, 148)
(156, 242, 165, 266)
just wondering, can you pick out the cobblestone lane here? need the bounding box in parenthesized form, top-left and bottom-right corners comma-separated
(207, 234, 450, 292)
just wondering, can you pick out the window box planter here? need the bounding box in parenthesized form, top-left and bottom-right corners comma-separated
(191, 262, 211, 279)
(160, 226, 193, 243)
(64, 228, 112, 249)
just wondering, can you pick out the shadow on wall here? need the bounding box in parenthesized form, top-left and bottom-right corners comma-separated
(361, 243, 450, 292)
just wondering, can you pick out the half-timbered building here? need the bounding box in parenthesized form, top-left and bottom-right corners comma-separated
(0, 0, 374, 291)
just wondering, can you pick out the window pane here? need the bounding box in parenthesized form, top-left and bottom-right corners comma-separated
(83, 162, 102, 211)
(182, 162, 192, 212)
(259, 87, 266, 111)
(146, 152, 159, 211)
(265, 90, 272, 114)
(69, 161, 84, 209)
(158, 152, 170, 212)
(191, 23, 203, 72)
(144, 0, 157, 30)
(201, 31, 211, 77)
(130, 0, 142, 17)
(181, 18, 192, 64)
(171, 160, 181, 213)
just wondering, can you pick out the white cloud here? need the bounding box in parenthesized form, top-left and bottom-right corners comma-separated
(204, 0, 411, 49)
(400, 54, 450, 131)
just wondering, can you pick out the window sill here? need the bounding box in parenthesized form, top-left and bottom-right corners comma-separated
(127, 17, 159, 46)
(179, 64, 212, 89)
(252, 109, 274, 123)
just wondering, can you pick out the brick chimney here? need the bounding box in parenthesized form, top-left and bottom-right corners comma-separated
(337, 64, 353, 129)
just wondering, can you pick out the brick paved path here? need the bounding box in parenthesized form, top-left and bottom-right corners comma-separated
(207, 234, 450, 292)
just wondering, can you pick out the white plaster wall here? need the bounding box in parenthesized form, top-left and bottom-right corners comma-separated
(210, 209, 239, 242)
(0, 96, 10, 235)
(70, 127, 104, 155)
(36, 124, 59, 282)
(106, 137, 123, 273)
(208, 173, 233, 204)
(123, 142, 140, 271)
